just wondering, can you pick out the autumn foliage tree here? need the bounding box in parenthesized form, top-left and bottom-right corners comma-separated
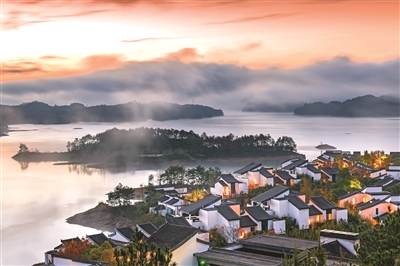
(57, 238, 91, 258)
(114, 228, 176, 266)
(82, 241, 117, 266)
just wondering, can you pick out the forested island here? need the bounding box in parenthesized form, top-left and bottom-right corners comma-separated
(1, 101, 223, 125)
(294, 95, 400, 117)
(12, 127, 301, 165)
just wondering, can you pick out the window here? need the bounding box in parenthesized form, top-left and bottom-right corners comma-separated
(376, 208, 379, 215)
(316, 215, 320, 222)
(352, 198, 355, 205)
(327, 213, 332, 220)
(250, 226, 255, 232)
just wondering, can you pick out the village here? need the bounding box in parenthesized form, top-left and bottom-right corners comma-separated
(42, 150, 400, 266)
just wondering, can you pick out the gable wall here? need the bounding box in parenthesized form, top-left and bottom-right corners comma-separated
(338, 193, 371, 207)
(172, 234, 209, 266)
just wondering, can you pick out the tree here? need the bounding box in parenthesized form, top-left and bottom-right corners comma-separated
(209, 227, 228, 248)
(300, 176, 313, 202)
(114, 228, 176, 266)
(106, 183, 135, 207)
(82, 241, 117, 266)
(275, 136, 297, 152)
(184, 189, 207, 202)
(18, 143, 29, 153)
(56, 238, 91, 259)
(355, 211, 400, 266)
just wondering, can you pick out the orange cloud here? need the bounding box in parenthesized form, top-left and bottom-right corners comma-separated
(1, 54, 128, 82)
(205, 12, 297, 25)
(158, 48, 204, 63)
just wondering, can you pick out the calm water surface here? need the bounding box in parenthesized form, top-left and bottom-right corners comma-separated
(1, 112, 399, 265)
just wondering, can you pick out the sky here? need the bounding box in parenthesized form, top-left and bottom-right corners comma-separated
(1, 0, 399, 110)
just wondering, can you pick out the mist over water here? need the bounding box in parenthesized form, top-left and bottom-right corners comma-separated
(1, 112, 399, 264)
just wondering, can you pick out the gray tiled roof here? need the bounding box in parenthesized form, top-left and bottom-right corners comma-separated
(310, 196, 336, 210)
(215, 205, 240, 221)
(259, 167, 274, 178)
(146, 224, 199, 251)
(165, 198, 179, 205)
(309, 205, 323, 216)
(239, 234, 318, 251)
(218, 180, 228, 187)
(288, 195, 310, 210)
(337, 190, 362, 200)
(245, 206, 272, 221)
(306, 164, 321, 173)
(321, 167, 339, 175)
(87, 233, 116, 247)
(374, 177, 394, 186)
(180, 194, 221, 215)
(116, 227, 135, 241)
(251, 186, 289, 204)
(356, 199, 384, 211)
(158, 195, 170, 203)
(240, 215, 257, 228)
(234, 162, 262, 175)
(165, 217, 192, 227)
(385, 180, 400, 187)
(282, 159, 308, 170)
(194, 248, 282, 266)
(220, 174, 241, 183)
(275, 170, 294, 180)
(137, 222, 158, 235)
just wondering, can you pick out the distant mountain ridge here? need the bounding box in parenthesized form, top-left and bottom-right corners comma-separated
(294, 95, 400, 117)
(0, 101, 224, 125)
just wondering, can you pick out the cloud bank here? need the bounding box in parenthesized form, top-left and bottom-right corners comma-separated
(2, 56, 399, 111)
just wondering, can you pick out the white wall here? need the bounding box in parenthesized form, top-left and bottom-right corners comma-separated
(210, 183, 224, 196)
(266, 177, 274, 186)
(338, 193, 371, 207)
(272, 220, 286, 234)
(288, 203, 309, 229)
(199, 209, 218, 231)
(334, 208, 348, 222)
(307, 171, 321, 182)
(236, 178, 248, 194)
(362, 186, 383, 193)
(53, 256, 92, 266)
(370, 169, 387, 178)
(172, 233, 209, 266)
(270, 199, 288, 217)
(229, 204, 241, 216)
(359, 203, 396, 219)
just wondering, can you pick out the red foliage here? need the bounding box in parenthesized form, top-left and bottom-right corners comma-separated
(57, 239, 91, 258)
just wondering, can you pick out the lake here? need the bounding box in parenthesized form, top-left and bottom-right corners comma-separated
(1, 112, 399, 265)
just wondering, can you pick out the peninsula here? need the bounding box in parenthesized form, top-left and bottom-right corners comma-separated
(294, 95, 400, 117)
(1, 101, 224, 125)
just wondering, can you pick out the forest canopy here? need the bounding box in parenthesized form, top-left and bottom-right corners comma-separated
(66, 127, 298, 162)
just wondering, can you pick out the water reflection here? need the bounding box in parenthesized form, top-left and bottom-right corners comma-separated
(67, 164, 98, 176)
(19, 161, 29, 170)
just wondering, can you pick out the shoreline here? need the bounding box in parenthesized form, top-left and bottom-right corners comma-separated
(12, 152, 303, 169)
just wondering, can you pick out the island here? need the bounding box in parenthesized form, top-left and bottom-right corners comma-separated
(12, 127, 302, 166)
(294, 95, 400, 117)
(0, 101, 224, 125)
